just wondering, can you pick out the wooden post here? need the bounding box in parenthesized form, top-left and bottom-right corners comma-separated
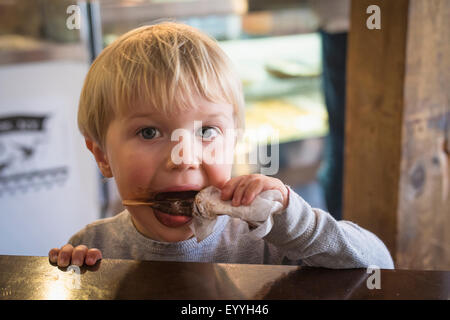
(344, 0, 450, 270)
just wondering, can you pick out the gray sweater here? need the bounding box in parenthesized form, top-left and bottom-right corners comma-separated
(69, 186, 394, 269)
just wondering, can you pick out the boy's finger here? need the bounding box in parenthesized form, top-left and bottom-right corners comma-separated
(85, 248, 102, 266)
(71, 245, 88, 266)
(48, 248, 60, 263)
(242, 179, 264, 205)
(220, 177, 243, 200)
(231, 178, 250, 206)
(57, 244, 74, 267)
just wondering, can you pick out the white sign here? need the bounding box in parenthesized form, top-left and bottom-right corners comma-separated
(0, 61, 100, 256)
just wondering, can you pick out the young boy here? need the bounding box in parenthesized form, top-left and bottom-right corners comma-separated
(49, 22, 394, 269)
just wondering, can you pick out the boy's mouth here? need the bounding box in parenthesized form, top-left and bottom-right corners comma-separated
(151, 190, 200, 228)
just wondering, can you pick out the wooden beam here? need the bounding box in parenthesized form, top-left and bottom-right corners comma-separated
(344, 0, 450, 270)
(344, 0, 409, 261)
(397, 0, 450, 270)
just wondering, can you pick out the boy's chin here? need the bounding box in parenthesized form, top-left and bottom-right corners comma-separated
(158, 227, 195, 243)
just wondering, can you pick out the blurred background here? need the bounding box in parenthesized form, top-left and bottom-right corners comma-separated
(1, 0, 343, 255)
(1, 0, 448, 271)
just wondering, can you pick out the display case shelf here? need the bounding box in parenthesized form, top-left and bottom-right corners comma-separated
(98, 0, 247, 24)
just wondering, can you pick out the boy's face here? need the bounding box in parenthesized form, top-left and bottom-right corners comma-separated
(88, 94, 236, 242)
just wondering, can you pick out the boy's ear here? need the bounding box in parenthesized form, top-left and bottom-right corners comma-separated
(85, 138, 113, 178)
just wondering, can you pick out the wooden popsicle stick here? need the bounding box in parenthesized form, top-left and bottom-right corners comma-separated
(122, 199, 196, 217)
(122, 199, 228, 217)
(122, 200, 158, 207)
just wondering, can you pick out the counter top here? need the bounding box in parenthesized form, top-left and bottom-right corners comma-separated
(0, 255, 448, 300)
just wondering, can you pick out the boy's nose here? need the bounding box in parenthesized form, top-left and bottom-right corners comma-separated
(166, 138, 201, 170)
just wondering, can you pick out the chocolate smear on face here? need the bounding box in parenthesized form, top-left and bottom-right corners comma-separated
(150, 190, 199, 216)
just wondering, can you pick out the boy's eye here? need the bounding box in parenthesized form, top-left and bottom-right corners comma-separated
(197, 126, 220, 141)
(138, 127, 161, 140)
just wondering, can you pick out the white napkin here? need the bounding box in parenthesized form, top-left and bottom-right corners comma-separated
(190, 186, 285, 242)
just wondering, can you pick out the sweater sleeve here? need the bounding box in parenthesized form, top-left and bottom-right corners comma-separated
(262, 186, 395, 269)
(67, 229, 84, 247)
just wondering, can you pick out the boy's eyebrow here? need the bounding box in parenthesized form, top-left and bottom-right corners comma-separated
(204, 112, 232, 121)
(125, 112, 162, 119)
(125, 111, 232, 121)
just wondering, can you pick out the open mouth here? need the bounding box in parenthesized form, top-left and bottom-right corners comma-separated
(149, 190, 200, 217)
(151, 190, 200, 228)
(122, 189, 202, 228)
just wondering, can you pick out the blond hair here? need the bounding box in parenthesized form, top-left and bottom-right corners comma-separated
(78, 22, 245, 149)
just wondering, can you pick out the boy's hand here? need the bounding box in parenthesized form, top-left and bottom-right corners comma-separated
(220, 174, 289, 210)
(48, 244, 102, 267)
